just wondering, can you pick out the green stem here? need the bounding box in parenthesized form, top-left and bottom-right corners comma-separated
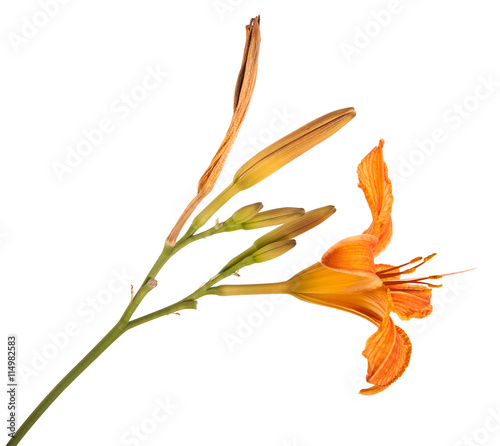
(8, 235, 208, 445)
(8, 311, 130, 445)
(212, 282, 290, 296)
(180, 184, 238, 242)
(8, 186, 255, 445)
(126, 257, 251, 331)
(125, 299, 199, 331)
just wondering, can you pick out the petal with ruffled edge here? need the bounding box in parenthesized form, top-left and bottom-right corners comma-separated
(359, 306, 412, 395)
(376, 264, 434, 320)
(388, 284, 433, 321)
(321, 234, 379, 278)
(357, 140, 393, 257)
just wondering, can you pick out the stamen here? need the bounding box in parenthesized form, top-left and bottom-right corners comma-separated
(401, 267, 416, 275)
(418, 283, 442, 288)
(391, 253, 437, 277)
(382, 265, 474, 289)
(424, 253, 437, 262)
(376, 257, 423, 276)
(383, 273, 443, 286)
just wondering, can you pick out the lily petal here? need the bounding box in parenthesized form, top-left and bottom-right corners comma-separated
(361, 307, 412, 392)
(357, 140, 393, 256)
(388, 284, 433, 321)
(321, 234, 379, 278)
(359, 385, 388, 396)
(288, 262, 382, 295)
(291, 286, 391, 326)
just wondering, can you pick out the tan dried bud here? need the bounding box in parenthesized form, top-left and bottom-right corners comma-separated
(197, 15, 261, 197)
(166, 16, 261, 246)
(241, 207, 305, 230)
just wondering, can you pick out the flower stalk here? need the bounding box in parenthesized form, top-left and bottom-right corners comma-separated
(7, 10, 466, 446)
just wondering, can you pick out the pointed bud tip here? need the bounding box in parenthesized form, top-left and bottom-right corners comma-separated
(232, 107, 356, 190)
(231, 202, 264, 224)
(312, 205, 336, 219)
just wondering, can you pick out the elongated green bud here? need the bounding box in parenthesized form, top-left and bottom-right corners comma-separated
(241, 207, 305, 230)
(220, 206, 335, 272)
(254, 206, 335, 248)
(252, 240, 296, 263)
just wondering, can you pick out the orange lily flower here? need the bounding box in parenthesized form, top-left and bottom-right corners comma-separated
(213, 139, 468, 393)
(287, 140, 451, 395)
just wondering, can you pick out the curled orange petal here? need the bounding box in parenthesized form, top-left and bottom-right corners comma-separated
(361, 309, 412, 392)
(388, 284, 433, 321)
(359, 385, 388, 396)
(357, 139, 393, 256)
(321, 234, 379, 277)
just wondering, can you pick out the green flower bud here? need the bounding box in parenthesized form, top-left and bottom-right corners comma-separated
(230, 202, 264, 224)
(254, 206, 335, 248)
(220, 206, 335, 272)
(241, 207, 305, 230)
(252, 240, 296, 263)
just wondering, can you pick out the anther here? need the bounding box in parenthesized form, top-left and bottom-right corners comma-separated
(424, 253, 437, 262)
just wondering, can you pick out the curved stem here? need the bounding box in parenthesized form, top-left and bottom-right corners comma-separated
(127, 258, 252, 331)
(7, 318, 128, 446)
(8, 234, 205, 445)
(8, 183, 252, 445)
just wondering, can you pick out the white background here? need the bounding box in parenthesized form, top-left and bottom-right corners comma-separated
(1, 1, 499, 445)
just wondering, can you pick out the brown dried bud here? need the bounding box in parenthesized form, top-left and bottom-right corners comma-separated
(166, 16, 261, 246)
